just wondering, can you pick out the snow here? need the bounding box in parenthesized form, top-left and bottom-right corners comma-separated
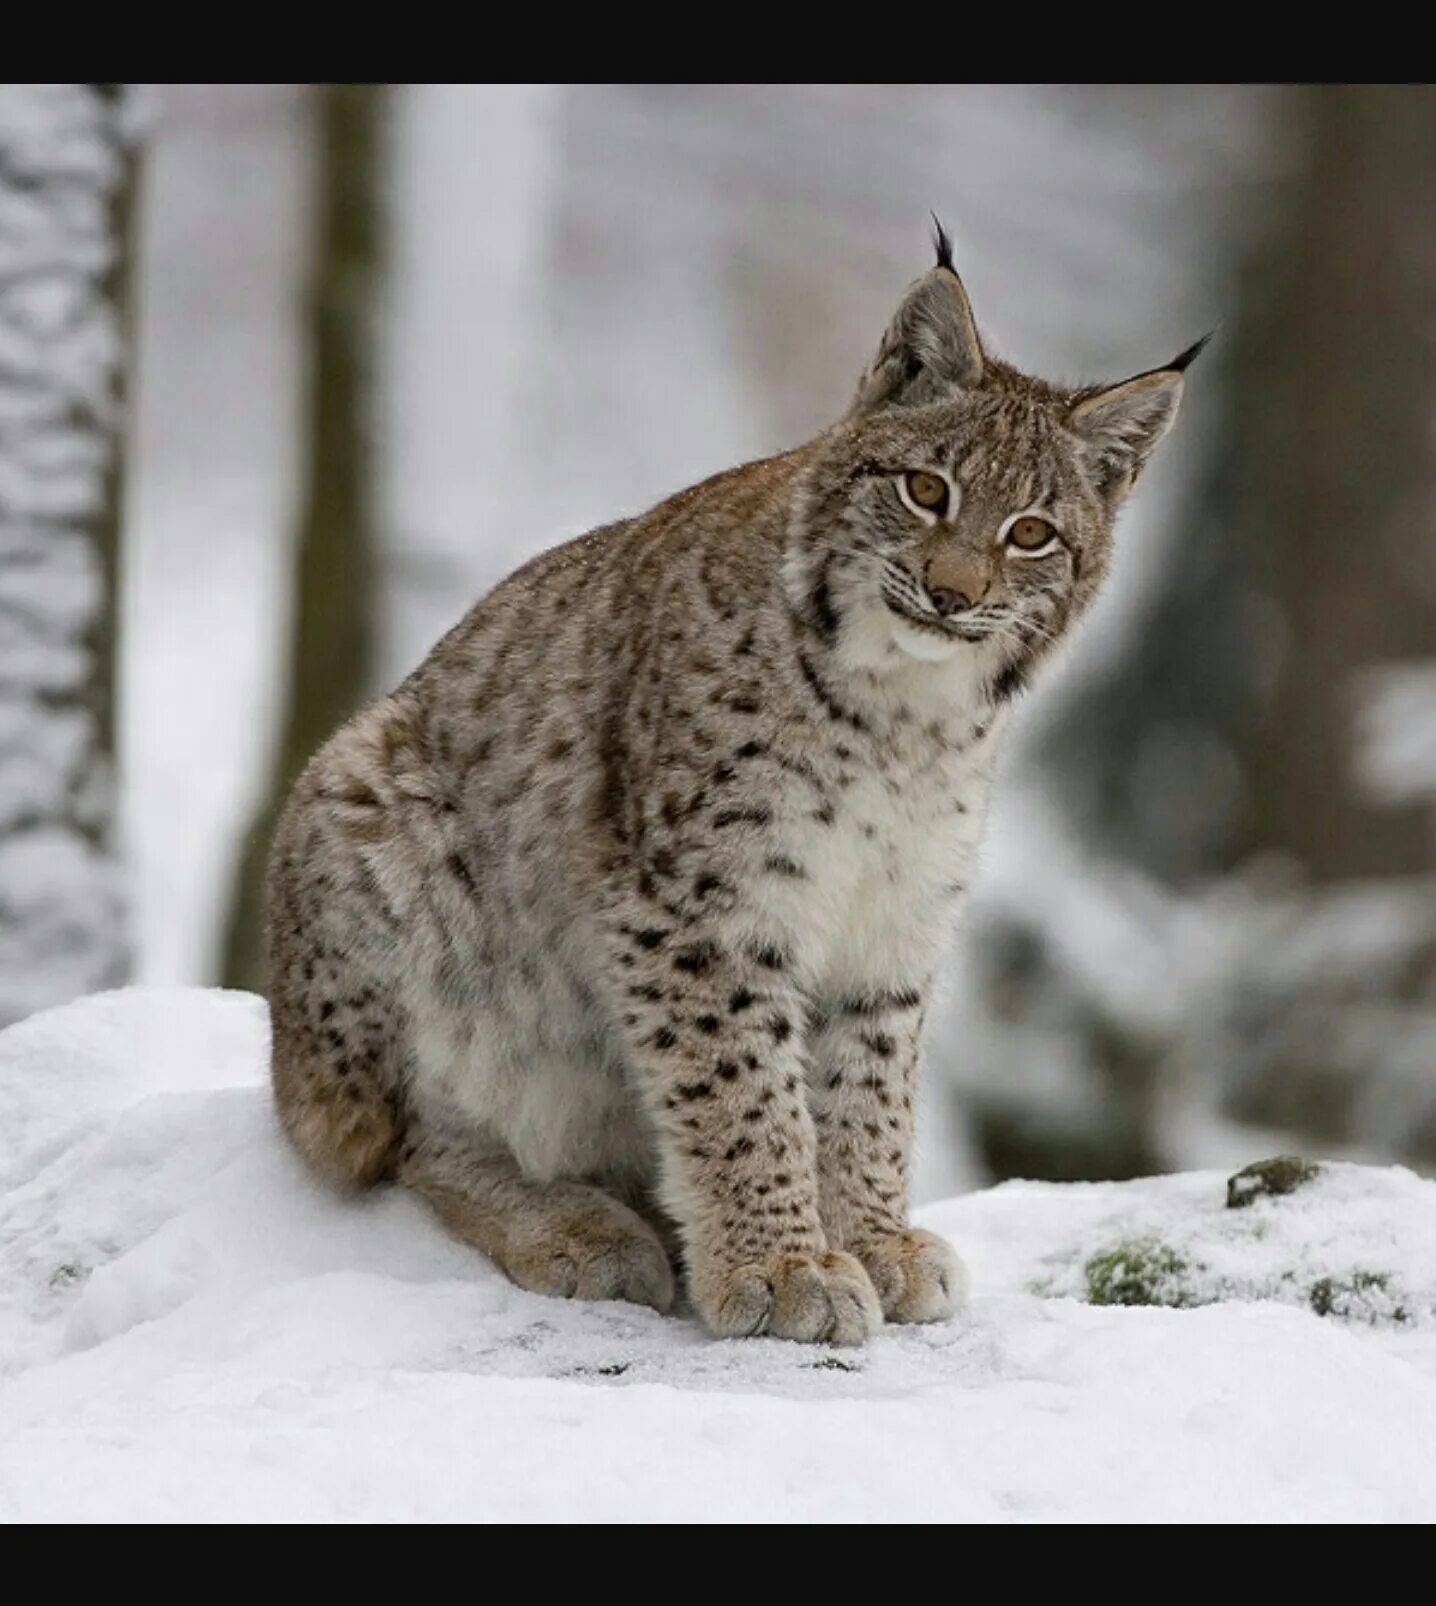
(3, 988, 1435, 1522)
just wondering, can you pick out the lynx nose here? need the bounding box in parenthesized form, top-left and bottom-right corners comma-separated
(925, 554, 990, 617)
(927, 586, 970, 617)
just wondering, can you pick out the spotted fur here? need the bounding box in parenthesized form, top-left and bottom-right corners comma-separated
(267, 242, 1195, 1343)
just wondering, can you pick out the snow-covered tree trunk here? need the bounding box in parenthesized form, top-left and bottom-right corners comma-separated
(0, 85, 133, 1025)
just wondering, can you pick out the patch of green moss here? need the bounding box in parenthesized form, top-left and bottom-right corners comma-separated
(1084, 1239, 1193, 1308)
(1226, 1156, 1321, 1210)
(1309, 1271, 1409, 1326)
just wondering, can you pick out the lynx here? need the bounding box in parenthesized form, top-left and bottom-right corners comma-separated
(268, 227, 1199, 1344)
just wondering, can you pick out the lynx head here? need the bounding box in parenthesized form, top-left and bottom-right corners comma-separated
(793, 222, 1203, 701)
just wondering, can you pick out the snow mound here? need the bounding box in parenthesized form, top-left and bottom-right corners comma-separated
(3, 988, 1436, 1522)
(952, 1160, 1436, 1326)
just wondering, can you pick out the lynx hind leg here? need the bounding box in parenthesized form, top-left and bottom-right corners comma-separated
(399, 1138, 676, 1313)
(267, 869, 409, 1189)
(271, 1022, 402, 1189)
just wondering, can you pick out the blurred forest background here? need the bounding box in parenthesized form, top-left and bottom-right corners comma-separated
(4, 83, 1435, 1200)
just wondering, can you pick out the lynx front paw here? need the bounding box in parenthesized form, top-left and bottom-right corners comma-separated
(854, 1227, 967, 1324)
(693, 1250, 883, 1345)
(506, 1198, 676, 1314)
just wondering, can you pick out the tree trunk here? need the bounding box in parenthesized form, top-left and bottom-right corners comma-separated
(221, 85, 385, 995)
(1243, 85, 1436, 880)
(0, 85, 134, 1025)
(1212, 86, 1436, 1159)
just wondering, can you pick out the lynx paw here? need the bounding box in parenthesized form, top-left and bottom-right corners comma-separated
(855, 1227, 967, 1324)
(506, 1199, 676, 1313)
(694, 1250, 882, 1345)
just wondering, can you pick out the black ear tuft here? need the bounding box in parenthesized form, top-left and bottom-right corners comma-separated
(1167, 331, 1214, 373)
(930, 212, 955, 274)
(849, 228, 983, 415)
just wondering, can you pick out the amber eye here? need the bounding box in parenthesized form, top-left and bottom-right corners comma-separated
(1007, 515, 1056, 551)
(904, 470, 949, 514)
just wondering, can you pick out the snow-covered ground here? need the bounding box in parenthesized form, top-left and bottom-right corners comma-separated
(3, 989, 1435, 1523)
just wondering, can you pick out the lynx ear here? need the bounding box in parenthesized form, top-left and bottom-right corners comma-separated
(850, 224, 984, 416)
(1068, 335, 1209, 493)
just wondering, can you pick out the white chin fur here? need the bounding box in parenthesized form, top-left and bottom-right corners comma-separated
(890, 616, 963, 662)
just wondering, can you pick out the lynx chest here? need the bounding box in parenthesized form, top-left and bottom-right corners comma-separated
(760, 720, 999, 995)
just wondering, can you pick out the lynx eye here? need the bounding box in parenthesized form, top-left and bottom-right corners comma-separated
(1007, 515, 1056, 552)
(904, 470, 949, 514)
